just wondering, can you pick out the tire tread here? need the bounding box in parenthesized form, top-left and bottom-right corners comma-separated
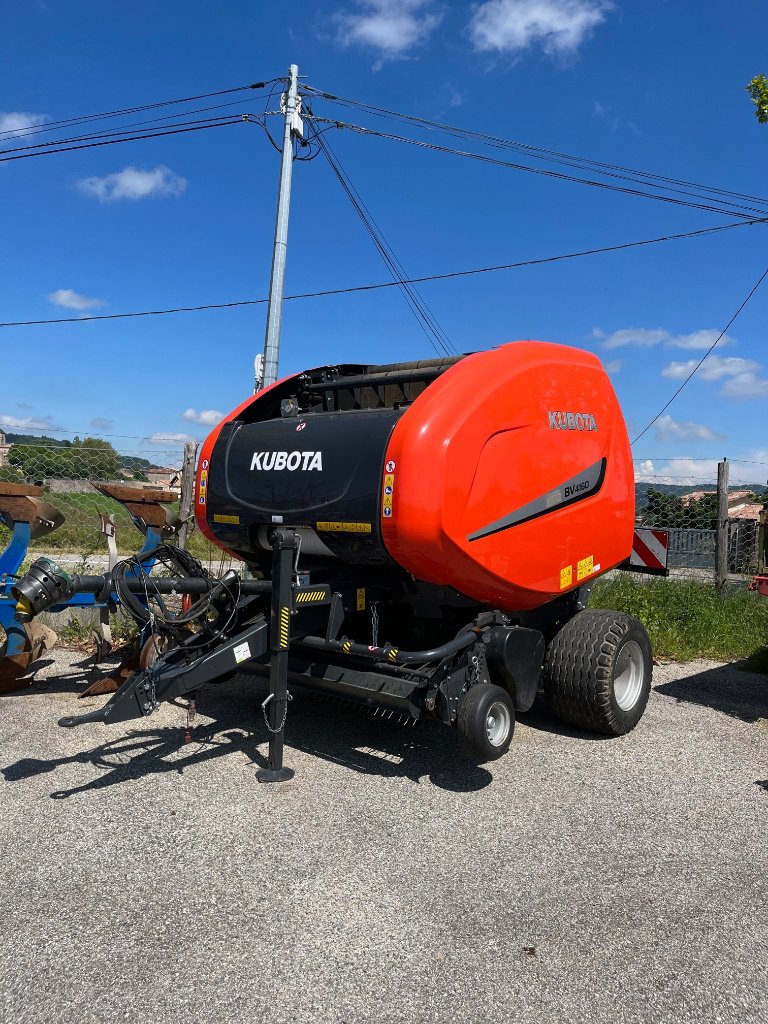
(543, 609, 651, 736)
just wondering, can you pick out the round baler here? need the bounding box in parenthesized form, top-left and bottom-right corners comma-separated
(192, 341, 651, 764)
(18, 341, 652, 777)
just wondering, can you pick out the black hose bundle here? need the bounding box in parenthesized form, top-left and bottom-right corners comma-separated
(112, 544, 239, 641)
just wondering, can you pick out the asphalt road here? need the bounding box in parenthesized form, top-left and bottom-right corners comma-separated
(0, 651, 766, 1024)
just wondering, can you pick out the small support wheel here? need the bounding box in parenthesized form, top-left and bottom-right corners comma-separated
(456, 683, 515, 762)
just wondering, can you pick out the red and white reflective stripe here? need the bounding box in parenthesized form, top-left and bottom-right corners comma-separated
(630, 528, 669, 570)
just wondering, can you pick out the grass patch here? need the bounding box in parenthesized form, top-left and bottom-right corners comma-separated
(591, 575, 768, 670)
(58, 612, 139, 648)
(1, 490, 214, 561)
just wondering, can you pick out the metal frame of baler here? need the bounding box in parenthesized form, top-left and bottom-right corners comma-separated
(46, 525, 577, 782)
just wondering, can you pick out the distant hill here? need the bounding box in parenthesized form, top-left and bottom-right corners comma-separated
(4, 432, 71, 446)
(3, 433, 161, 471)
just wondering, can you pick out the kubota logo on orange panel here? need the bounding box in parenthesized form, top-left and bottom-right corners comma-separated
(547, 411, 598, 431)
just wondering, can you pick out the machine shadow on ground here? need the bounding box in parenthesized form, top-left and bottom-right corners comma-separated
(0, 669, 501, 797)
(653, 662, 767, 725)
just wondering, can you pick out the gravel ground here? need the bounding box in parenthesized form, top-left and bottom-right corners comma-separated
(0, 650, 766, 1024)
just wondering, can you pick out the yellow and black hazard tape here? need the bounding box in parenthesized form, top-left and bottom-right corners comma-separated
(279, 607, 290, 649)
(342, 640, 353, 654)
(387, 648, 399, 663)
(294, 589, 326, 605)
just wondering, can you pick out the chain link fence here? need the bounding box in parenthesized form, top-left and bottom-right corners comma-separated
(0, 439, 198, 572)
(635, 459, 767, 585)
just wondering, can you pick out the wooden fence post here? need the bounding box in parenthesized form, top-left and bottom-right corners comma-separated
(715, 458, 729, 591)
(177, 441, 198, 550)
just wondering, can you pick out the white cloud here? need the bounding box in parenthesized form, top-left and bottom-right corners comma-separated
(0, 413, 54, 431)
(661, 354, 768, 400)
(635, 454, 768, 487)
(592, 99, 639, 135)
(468, 0, 612, 57)
(0, 111, 48, 135)
(333, 1, 443, 65)
(182, 408, 224, 426)
(47, 288, 106, 311)
(661, 356, 759, 381)
(596, 326, 734, 350)
(146, 432, 197, 446)
(75, 165, 188, 203)
(665, 329, 732, 351)
(720, 370, 768, 399)
(654, 415, 723, 442)
(634, 458, 720, 485)
(604, 359, 622, 375)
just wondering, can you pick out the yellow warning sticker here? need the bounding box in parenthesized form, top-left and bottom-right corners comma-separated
(577, 555, 594, 581)
(356, 587, 366, 611)
(560, 565, 573, 589)
(213, 514, 240, 525)
(384, 473, 394, 489)
(316, 521, 372, 534)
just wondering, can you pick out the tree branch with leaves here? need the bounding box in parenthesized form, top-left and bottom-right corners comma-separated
(746, 75, 768, 124)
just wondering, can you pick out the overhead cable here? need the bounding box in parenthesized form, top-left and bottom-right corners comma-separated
(0, 98, 268, 155)
(631, 265, 768, 445)
(0, 117, 247, 163)
(0, 82, 274, 140)
(305, 87, 768, 210)
(307, 116, 768, 220)
(1, 218, 763, 329)
(309, 121, 455, 357)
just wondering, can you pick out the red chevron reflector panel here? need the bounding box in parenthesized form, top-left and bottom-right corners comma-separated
(630, 528, 669, 571)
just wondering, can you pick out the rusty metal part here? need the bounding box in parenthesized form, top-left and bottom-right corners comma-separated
(79, 637, 142, 698)
(0, 621, 58, 693)
(78, 634, 171, 697)
(0, 485, 64, 540)
(139, 634, 169, 669)
(93, 483, 178, 533)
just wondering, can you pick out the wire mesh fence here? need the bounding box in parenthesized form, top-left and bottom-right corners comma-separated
(634, 459, 767, 585)
(0, 439, 194, 571)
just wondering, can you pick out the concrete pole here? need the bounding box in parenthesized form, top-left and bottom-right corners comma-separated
(261, 64, 300, 389)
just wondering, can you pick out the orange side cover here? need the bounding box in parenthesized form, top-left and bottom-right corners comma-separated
(380, 341, 634, 611)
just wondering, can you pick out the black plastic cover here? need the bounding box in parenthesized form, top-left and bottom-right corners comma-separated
(205, 408, 402, 565)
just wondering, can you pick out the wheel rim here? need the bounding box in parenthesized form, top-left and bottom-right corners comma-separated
(486, 700, 512, 746)
(613, 640, 645, 711)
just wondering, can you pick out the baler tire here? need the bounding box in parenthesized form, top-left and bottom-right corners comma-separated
(543, 610, 652, 736)
(457, 683, 515, 762)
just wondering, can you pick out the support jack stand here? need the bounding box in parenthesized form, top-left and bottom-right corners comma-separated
(256, 528, 298, 784)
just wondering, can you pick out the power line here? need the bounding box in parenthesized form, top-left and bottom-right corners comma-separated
(0, 117, 247, 163)
(308, 116, 768, 220)
(631, 265, 768, 445)
(0, 98, 268, 155)
(1, 218, 763, 328)
(309, 121, 455, 358)
(0, 82, 274, 140)
(305, 86, 768, 211)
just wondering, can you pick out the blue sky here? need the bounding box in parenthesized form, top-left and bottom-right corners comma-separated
(2, 0, 767, 483)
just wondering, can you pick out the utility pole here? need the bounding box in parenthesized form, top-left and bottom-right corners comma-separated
(715, 457, 729, 592)
(260, 63, 302, 390)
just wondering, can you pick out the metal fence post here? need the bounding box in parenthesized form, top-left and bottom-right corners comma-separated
(715, 458, 729, 591)
(177, 442, 198, 550)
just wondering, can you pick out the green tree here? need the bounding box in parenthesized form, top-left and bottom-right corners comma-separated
(70, 437, 122, 479)
(746, 74, 768, 124)
(8, 437, 122, 481)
